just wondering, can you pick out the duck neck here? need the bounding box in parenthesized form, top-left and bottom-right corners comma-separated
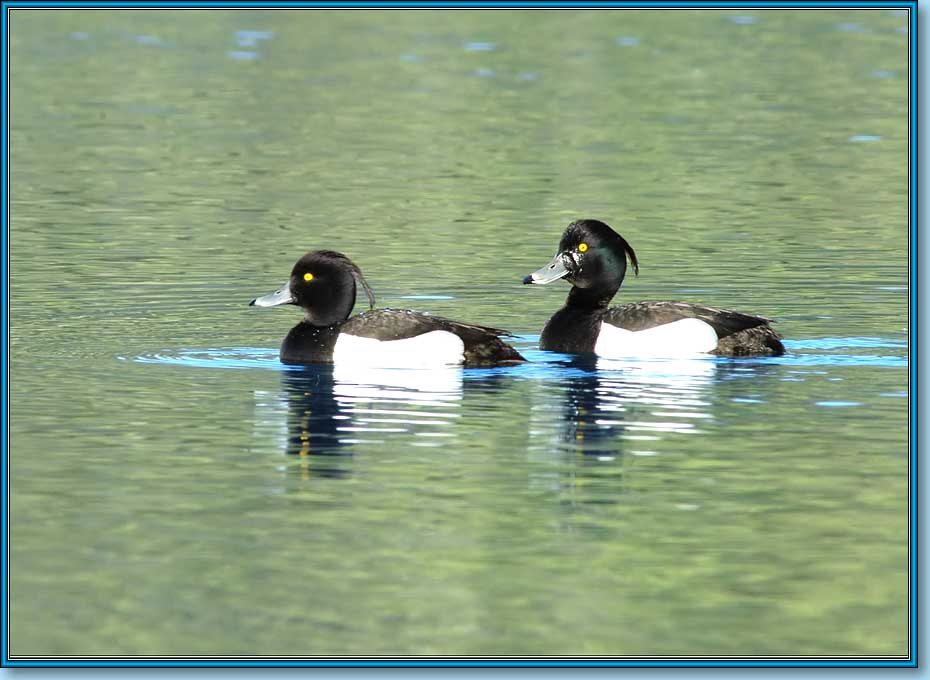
(302, 300, 353, 327)
(280, 320, 344, 364)
(540, 287, 613, 353)
(565, 285, 617, 311)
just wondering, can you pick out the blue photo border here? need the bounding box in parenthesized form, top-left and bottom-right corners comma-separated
(0, 0, 917, 669)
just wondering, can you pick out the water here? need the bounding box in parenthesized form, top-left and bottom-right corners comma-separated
(9, 9, 909, 657)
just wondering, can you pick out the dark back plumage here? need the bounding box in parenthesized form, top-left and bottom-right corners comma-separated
(603, 301, 770, 337)
(343, 309, 524, 366)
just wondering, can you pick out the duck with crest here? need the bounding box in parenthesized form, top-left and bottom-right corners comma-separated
(523, 219, 785, 357)
(251, 250, 525, 367)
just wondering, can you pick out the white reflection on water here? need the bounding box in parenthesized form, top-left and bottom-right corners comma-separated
(331, 365, 463, 448)
(333, 364, 463, 404)
(527, 356, 717, 462)
(253, 365, 466, 476)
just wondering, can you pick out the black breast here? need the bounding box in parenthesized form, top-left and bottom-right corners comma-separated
(539, 306, 604, 354)
(280, 322, 342, 365)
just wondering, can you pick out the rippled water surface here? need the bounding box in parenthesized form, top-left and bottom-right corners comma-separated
(10, 9, 909, 657)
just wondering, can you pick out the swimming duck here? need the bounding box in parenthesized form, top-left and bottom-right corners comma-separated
(523, 220, 785, 357)
(251, 250, 525, 367)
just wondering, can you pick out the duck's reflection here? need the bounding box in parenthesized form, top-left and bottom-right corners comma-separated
(531, 354, 785, 507)
(529, 355, 719, 507)
(280, 366, 348, 479)
(271, 364, 466, 480)
(263, 352, 777, 489)
(556, 356, 718, 453)
(526, 355, 722, 506)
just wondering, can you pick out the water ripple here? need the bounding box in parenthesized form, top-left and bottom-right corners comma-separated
(128, 335, 904, 468)
(130, 336, 907, 373)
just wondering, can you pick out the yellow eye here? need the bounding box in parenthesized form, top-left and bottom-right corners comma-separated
(303, 272, 314, 282)
(578, 242, 588, 253)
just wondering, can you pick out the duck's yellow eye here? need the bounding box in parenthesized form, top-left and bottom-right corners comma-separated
(578, 242, 589, 253)
(303, 272, 314, 282)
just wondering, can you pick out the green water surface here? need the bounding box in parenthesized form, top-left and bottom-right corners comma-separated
(9, 9, 909, 657)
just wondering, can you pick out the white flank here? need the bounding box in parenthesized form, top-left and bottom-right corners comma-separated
(333, 330, 466, 367)
(594, 317, 719, 358)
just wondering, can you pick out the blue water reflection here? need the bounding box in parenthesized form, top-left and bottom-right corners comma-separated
(132, 335, 907, 373)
